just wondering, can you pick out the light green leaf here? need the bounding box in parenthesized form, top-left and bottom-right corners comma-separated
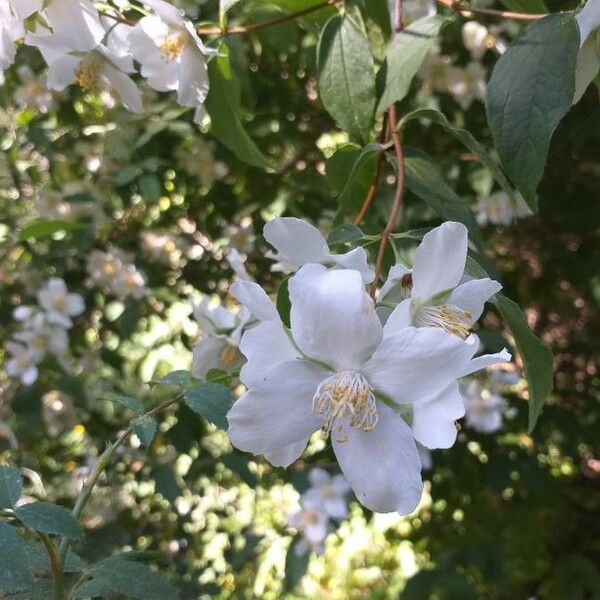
(377, 15, 451, 115)
(0, 522, 35, 594)
(0, 466, 22, 509)
(284, 536, 310, 591)
(103, 393, 144, 414)
(497, 0, 547, 13)
(494, 294, 554, 432)
(317, 15, 377, 142)
(15, 501, 83, 539)
(184, 383, 234, 430)
(20, 220, 88, 240)
(132, 415, 158, 448)
(485, 13, 579, 206)
(328, 223, 365, 245)
(205, 44, 270, 168)
(220, 0, 242, 17)
(152, 370, 192, 387)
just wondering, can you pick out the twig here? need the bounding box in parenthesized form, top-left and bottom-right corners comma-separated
(435, 0, 545, 21)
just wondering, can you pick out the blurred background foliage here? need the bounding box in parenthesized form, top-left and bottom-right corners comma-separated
(0, 0, 599, 598)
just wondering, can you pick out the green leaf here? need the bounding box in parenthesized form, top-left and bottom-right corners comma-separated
(328, 223, 365, 245)
(498, 0, 547, 13)
(376, 15, 451, 115)
(20, 220, 88, 240)
(103, 393, 144, 414)
(132, 415, 158, 448)
(317, 15, 377, 142)
(72, 555, 179, 600)
(398, 108, 522, 207)
(138, 173, 162, 203)
(276, 277, 292, 328)
(485, 13, 579, 206)
(114, 164, 143, 186)
(494, 294, 553, 432)
(26, 541, 84, 573)
(15, 501, 83, 539)
(0, 466, 22, 509)
(0, 522, 35, 594)
(284, 536, 310, 592)
(152, 370, 192, 387)
(184, 383, 234, 430)
(205, 44, 270, 168)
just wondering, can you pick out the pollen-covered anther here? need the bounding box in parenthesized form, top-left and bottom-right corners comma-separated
(74, 58, 102, 91)
(159, 32, 186, 60)
(415, 304, 473, 339)
(312, 370, 378, 436)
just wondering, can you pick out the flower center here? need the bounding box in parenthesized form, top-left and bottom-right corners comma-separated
(74, 57, 102, 91)
(312, 370, 378, 439)
(52, 296, 69, 312)
(220, 344, 240, 367)
(32, 334, 49, 350)
(159, 32, 187, 60)
(414, 304, 473, 339)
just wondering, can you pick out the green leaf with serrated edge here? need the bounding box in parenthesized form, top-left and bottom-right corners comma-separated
(103, 393, 143, 414)
(72, 556, 179, 600)
(205, 44, 270, 168)
(184, 383, 235, 430)
(276, 277, 292, 328)
(376, 15, 451, 115)
(328, 224, 365, 245)
(498, 0, 546, 13)
(151, 370, 192, 387)
(15, 501, 83, 539)
(132, 415, 157, 448)
(0, 466, 22, 508)
(284, 536, 310, 592)
(398, 108, 522, 208)
(317, 15, 377, 142)
(0, 522, 35, 594)
(20, 220, 88, 240)
(495, 294, 554, 432)
(485, 13, 579, 206)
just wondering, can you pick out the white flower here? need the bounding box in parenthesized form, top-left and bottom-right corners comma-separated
(227, 266, 508, 513)
(417, 443, 432, 470)
(287, 502, 329, 555)
(225, 217, 254, 254)
(86, 248, 147, 299)
(302, 468, 350, 520)
(388, 0, 435, 26)
(5, 341, 39, 385)
(13, 313, 69, 360)
(462, 21, 493, 59)
(446, 61, 487, 110)
(129, 0, 217, 123)
(140, 232, 184, 267)
(14, 66, 55, 113)
(226, 248, 252, 281)
(474, 190, 533, 226)
(462, 379, 509, 433)
(379, 222, 502, 340)
(37, 277, 85, 328)
(112, 264, 148, 300)
(42, 390, 78, 436)
(191, 297, 250, 379)
(574, 1, 600, 104)
(264, 217, 374, 284)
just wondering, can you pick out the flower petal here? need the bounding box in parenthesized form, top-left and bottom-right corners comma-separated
(289, 264, 382, 371)
(573, 37, 600, 105)
(576, 0, 600, 45)
(411, 222, 468, 301)
(191, 336, 229, 379)
(103, 64, 144, 113)
(382, 298, 412, 338)
(264, 438, 308, 468)
(264, 217, 330, 269)
(45, 0, 105, 52)
(448, 277, 502, 324)
(177, 44, 209, 109)
(364, 327, 476, 404)
(333, 404, 422, 514)
(230, 280, 280, 322)
(412, 382, 464, 449)
(46, 54, 79, 90)
(460, 348, 511, 377)
(331, 247, 374, 283)
(378, 263, 411, 302)
(227, 359, 328, 454)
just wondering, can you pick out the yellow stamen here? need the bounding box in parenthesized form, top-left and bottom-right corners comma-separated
(415, 304, 473, 339)
(159, 32, 186, 60)
(74, 58, 102, 91)
(220, 344, 240, 368)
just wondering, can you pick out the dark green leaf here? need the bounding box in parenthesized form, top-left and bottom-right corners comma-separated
(114, 165, 143, 186)
(102, 393, 143, 414)
(221, 450, 258, 487)
(20, 220, 88, 240)
(377, 16, 451, 115)
(0, 522, 35, 594)
(328, 223, 365, 245)
(152, 370, 192, 387)
(402, 569, 478, 600)
(498, 0, 546, 13)
(276, 277, 292, 328)
(15, 501, 83, 539)
(184, 383, 234, 430)
(284, 536, 310, 592)
(138, 173, 162, 203)
(0, 466, 22, 509)
(317, 15, 377, 142)
(494, 294, 554, 432)
(485, 13, 579, 206)
(26, 541, 84, 573)
(132, 415, 158, 448)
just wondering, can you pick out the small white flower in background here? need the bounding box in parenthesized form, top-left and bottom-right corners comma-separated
(419, 54, 453, 93)
(42, 390, 78, 436)
(302, 468, 350, 520)
(446, 61, 487, 110)
(388, 0, 436, 26)
(227, 266, 509, 513)
(225, 217, 255, 254)
(5, 341, 39, 385)
(191, 297, 250, 379)
(474, 190, 533, 227)
(574, 0, 600, 104)
(14, 66, 55, 113)
(129, 0, 218, 123)
(37, 277, 85, 328)
(113, 264, 148, 300)
(264, 217, 374, 284)
(13, 313, 69, 360)
(86, 248, 148, 299)
(462, 379, 510, 433)
(462, 21, 494, 59)
(175, 138, 228, 182)
(226, 248, 253, 281)
(287, 501, 329, 555)
(379, 222, 502, 342)
(140, 232, 185, 268)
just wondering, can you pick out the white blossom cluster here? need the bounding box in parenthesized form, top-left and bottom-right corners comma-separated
(287, 467, 350, 555)
(0, 0, 216, 121)
(191, 217, 514, 514)
(5, 278, 85, 385)
(474, 190, 533, 227)
(86, 246, 148, 299)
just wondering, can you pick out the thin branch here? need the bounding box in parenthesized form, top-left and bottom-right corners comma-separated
(197, 0, 340, 36)
(37, 532, 66, 600)
(435, 0, 545, 20)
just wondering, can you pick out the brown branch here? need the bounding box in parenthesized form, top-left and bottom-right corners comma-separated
(435, 0, 545, 21)
(197, 0, 341, 36)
